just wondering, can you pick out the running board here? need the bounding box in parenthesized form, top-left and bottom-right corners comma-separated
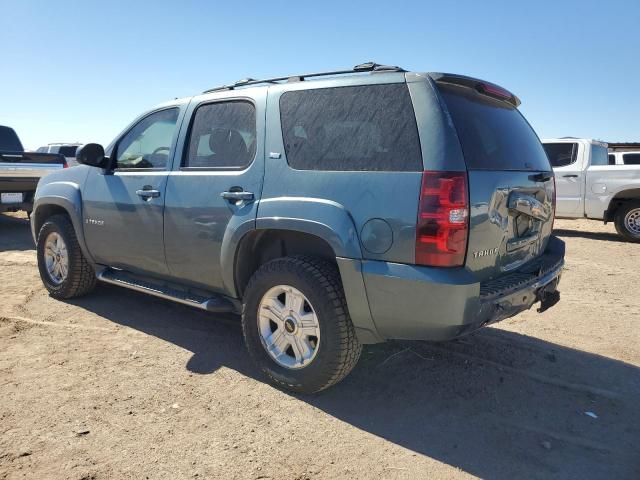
(97, 269, 236, 313)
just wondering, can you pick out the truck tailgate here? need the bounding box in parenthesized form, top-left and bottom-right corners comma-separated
(0, 152, 66, 179)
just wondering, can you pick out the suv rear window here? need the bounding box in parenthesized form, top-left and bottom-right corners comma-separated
(438, 83, 550, 171)
(279, 84, 422, 171)
(543, 143, 577, 167)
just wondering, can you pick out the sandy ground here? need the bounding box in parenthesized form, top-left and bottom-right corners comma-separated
(0, 212, 638, 480)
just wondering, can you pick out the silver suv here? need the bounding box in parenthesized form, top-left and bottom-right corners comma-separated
(32, 63, 564, 393)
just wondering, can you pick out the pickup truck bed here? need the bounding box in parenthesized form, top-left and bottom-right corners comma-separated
(0, 151, 67, 213)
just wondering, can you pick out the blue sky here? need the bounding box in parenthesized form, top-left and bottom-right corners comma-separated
(1, 0, 638, 149)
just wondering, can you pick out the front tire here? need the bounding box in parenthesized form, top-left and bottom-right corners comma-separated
(37, 214, 96, 298)
(614, 202, 640, 242)
(242, 256, 362, 394)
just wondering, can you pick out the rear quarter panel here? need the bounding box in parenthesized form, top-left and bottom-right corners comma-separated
(585, 165, 640, 219)
(260, 73, 462, 265)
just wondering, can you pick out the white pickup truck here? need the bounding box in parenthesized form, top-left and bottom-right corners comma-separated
(542, 138, 640, 241)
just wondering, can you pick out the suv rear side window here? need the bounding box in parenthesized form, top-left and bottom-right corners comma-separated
(185, 101, 256, 169)
(279, 84, 422, 171)
(543, 143, 577, 167)
(439, 83, 550, 171)
(623, 153, 640, 165)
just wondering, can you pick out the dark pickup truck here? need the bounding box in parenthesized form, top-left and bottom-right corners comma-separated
(0, 126, 67, 215)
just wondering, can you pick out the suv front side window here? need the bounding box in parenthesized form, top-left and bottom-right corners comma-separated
(623, 153, 640, 165)
(115, 108, 179, 170)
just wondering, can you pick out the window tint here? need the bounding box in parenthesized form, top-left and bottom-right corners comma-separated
(279, 84, 422, 171)
(543, 143, 577, 167)
(623, 153, 640, 165)
(116, 108, 179, 169)
(185, 101, 256, 169)
(0, 126, 23, 151)
(590, 145, 609, 166)
(58, 146, 78, 157)
(439, 84, 550, 171)
(608, 154, 616, 165)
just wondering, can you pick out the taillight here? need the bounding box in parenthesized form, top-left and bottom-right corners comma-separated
(551, 174, 556, 230)
(416, 171, 469, 267)
(63, 160, 69, 168)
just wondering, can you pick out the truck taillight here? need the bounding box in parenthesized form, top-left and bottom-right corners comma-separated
(63, 160, 69, 168)
(416, 171, 469, 267)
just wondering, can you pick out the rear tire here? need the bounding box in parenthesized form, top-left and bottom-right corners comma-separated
(242, 256, 362, 394)
(37, 214, 96, 298)
(614, 202, 640, 242)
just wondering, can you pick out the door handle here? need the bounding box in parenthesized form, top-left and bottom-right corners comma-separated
(508, 193, 551, 221)
(136, 188, 161, 200)
(221, 190, 254, 202)
(562, 174, 579, 178)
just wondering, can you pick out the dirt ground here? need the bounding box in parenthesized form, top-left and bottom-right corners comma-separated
(0, 212, 638, 480)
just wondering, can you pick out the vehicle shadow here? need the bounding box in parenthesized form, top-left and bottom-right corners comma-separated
(0, 212, 34, 251)
(553, 228, 626, 243)
(69, 284, 640, 480)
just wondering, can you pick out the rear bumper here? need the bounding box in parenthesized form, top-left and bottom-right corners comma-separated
(358, 236, 565, 342)
(0, 179, 37, 212)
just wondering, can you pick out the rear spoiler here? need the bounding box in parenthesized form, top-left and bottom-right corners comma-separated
(0, 151, 67, 165)
(429, 72, 521, 107)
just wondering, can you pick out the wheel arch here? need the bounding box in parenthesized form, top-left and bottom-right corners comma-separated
(605, 189, 640, 222)
(31, 183, 93, 263)
(221, 197, 382, 344)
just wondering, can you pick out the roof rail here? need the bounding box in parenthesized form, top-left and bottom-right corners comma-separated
(202, 62, 405, 94)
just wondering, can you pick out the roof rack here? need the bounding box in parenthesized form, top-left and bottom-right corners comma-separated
(202, 62, 405, 94)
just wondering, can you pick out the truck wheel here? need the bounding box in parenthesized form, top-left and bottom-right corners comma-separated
(614, 202, 640, 242)
(36, 214, 96, 298)
(242, 256, 362, 394)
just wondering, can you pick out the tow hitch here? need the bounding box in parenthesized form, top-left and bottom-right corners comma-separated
(537, 278, 560, 313)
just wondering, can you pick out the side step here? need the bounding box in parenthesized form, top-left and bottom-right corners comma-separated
(97, 269, 236, 313)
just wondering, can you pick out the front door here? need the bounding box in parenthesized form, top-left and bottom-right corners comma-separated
(163, 93, 266, 293)
(83, 107, 184, 277)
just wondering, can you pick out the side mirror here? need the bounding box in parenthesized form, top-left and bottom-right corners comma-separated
(76, 143, 109, 168)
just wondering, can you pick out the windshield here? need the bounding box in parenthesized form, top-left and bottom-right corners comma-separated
(438, 83, 551, 171)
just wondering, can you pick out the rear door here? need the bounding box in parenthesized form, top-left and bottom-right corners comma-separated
(543, 142, 584, 217)
(437, 82, 555, 281)
(163, 90, 266, 292)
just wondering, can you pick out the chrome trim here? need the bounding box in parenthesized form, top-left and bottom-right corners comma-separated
(0, 163, 64, 178)
(97, 270, 217, 311)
